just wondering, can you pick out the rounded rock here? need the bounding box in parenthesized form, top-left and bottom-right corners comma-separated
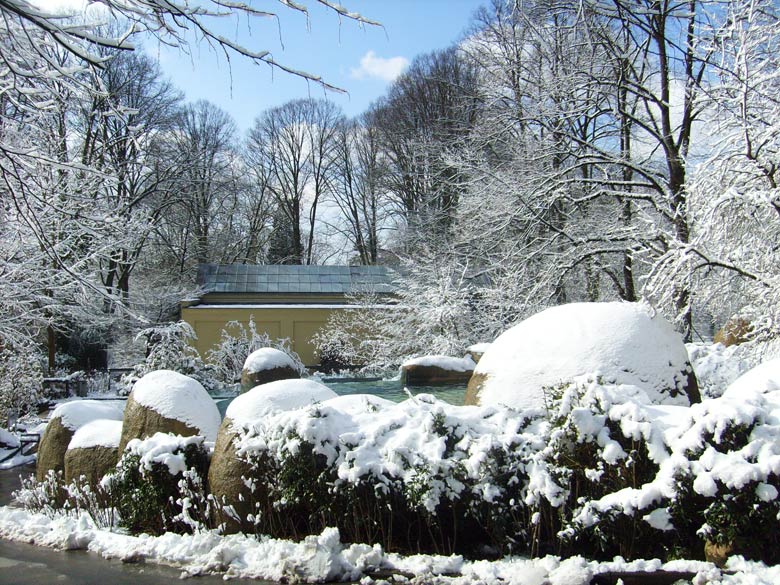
(118, 370, 221, 454)
(240, 348, 301, 392)
(465, 302, 700, 410)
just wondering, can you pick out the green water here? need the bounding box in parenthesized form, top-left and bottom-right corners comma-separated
(323, 378, 467, 404)
(214, 378, 467, 417)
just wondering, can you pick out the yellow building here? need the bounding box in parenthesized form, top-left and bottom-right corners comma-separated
(181, 264, 396, 368)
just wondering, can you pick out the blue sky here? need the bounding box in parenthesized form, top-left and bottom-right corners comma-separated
(148, 1, 486, 130)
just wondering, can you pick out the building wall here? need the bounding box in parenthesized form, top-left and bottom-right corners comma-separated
(181, 305, 342, 367)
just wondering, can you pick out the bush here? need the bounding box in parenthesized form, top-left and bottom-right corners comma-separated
(14, 470, 115, 528)
(121, 322, 218, 392)
(668, 410, 780, 563)
(12, 371, 780, 567)
(529, 379, 667, 559)
(0, 343, 44, 426)
(105, 433, 211, 535)
(229, 394, 536, 556)
(206, 317, 305, 383)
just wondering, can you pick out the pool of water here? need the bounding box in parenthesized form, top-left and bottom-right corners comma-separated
(213, 378, 467, 417)
(323, 378, 467, 404)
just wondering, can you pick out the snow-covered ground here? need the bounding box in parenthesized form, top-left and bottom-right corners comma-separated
(0, 509, 778, 584)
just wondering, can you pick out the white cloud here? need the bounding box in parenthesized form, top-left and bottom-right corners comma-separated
(350, 51, 409, 83)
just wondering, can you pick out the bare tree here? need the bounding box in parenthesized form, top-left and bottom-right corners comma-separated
(328, 119, 390, 265)
(369, 47, 481, 248)
(247, 98, 343, 265)
(78, 50, 182, 306)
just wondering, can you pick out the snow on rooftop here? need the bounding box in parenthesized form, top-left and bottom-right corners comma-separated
(243, 347, 297, 374)
(131, 370, 221, 441)
(226, 378, 337, 425)
(68, 419, 122, 450)
(50, 400, 125, 432)
(473, 302, 694, 410)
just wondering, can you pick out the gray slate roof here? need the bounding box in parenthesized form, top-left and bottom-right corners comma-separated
(197, 264, 396, 295)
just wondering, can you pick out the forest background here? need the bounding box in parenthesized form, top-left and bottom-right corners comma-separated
(2, 0, 780, 388)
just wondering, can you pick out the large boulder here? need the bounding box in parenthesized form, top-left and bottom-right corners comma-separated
(400, 355, 476, 386)
(36, 400, 125, 482)
(208, 378, 337, 533)
(240, 348, 301, 392)
(118, 370, 221, 454)
(465, 302, 700, 410)
(64, 419, 122, 486)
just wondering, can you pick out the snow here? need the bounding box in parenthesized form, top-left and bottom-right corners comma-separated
(226, 379, 338, 425)
(468, 343, 492, 353)
(0, 428, 19, 447)
(235, 392, 543, 514)
(321, 394, 396, 414)
(402, 355, 476, 372)
(0, 507, 779, 583)
(723, 357, 780, 399)
(473, 302, 694, 410)
(7, 354, 780, 582)
(131, 370, 221, 441)
(67, 419, 122, 450)
(687, 342, 749, 398)
(123, 432, 205, 476)
(49, 399, 125, 432)
(243, 347, 298, 374)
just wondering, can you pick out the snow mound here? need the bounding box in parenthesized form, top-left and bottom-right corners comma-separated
(226, 378, 337, 425)
(402, 355, 476, 372)
(68, 419, 122, 450)
(131, 370, 221, 441)
(468, 302, 697, 410)
(243, 348, 298, 374)
(50, 400, 125, 432)
(723, 357, 780, 400)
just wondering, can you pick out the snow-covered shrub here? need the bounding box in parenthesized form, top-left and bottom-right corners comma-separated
(14, 470, 115, 528)
(121, 322, 217, 392)
(105, 433, 211, 535)
(529, 378, 669, 559)
(14, 470, 68, 517)
(666, 395, 780, 563)
(0, 343, 44, 425)
(206, 317, 304, 383)
(230, 395, 540, 555)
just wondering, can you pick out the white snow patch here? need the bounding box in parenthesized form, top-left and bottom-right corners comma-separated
(131, 370, 221, 441)
(49, 400, 125, 432)
(467, 343, 492, 353)
(68, 419, 122, 450)
(123, 432, 205, 476)
(321, 394, 396, 414)
(226, 379, 337, 425)
(243, 348, 298, 374)
(402, 355, 476, 372)
(724, 357, 780, 399)
(687, 342, 748, 398)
